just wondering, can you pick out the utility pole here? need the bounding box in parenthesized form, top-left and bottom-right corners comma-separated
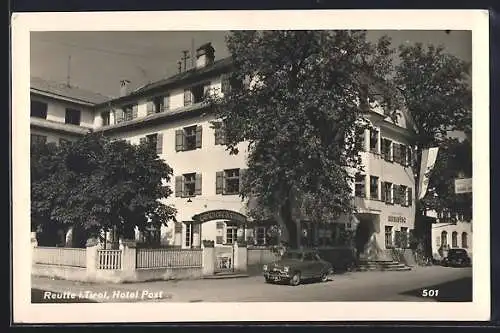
(181, 50, 190, 72)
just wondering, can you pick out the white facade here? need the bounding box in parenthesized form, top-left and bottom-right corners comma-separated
(431, 221, 472, 260)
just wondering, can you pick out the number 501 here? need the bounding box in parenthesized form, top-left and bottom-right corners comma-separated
(422, 289, 439, 297)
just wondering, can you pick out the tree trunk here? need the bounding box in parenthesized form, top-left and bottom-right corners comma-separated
(280, 198, 299, 249)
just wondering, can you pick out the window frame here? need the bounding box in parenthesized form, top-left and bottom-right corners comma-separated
(31, 100, 48, 119)
(370, 175, 379, 200)
(65, 108, 81, 125)
(354, 173, 366, 198)
(385, 226, 393, 249)
(223, 168, 240, 195)
(183, 173, 197, 197)
(225, 225, 238, 245)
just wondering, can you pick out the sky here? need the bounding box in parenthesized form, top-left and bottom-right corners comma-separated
(30, 30, 472, 98)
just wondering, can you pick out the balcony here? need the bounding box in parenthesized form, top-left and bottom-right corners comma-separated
(353, 196, 384, 213)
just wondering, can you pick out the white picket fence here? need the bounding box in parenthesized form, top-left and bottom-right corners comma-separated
(136, 248, 202, 269)
(33, 247, 87, 268)
(97, 249, 122, 270)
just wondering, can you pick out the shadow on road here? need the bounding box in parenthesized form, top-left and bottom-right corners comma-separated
(31, 289, 98, 303)
(399, 277, 472, 302)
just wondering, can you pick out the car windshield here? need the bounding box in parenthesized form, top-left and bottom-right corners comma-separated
(282, 252, 304, 260)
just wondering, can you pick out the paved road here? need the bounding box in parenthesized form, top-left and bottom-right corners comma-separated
(32, 265, 472, 303)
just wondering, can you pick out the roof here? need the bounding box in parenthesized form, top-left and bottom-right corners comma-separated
(31, 77, 112, 105)
(96, 57, 233, 108)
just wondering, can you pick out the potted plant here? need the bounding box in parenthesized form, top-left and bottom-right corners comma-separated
(202, 239, 215, 248)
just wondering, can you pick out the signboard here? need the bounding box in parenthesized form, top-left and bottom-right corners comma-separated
(193, 210, 247, 224)
(454, 178, 472, 194)
(388, 216, 407, 223)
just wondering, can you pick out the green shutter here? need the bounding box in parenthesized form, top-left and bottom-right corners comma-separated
(216, 171, 224, 194)
(175, 129, 185, 152)
(175, 176, 183, 197)
(146, 101, 154, 115)
(156, 133, 163, 154)
(195, 173, 202, 196)
(195, 125, 202, 148)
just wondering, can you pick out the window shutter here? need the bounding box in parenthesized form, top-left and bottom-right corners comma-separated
(381, 181, 386, 202)
(140, 137, 147, 145)
(175, 129, 185, 152)
(132, 104, 138, 119)
(115, 109, 124, 123)
(184, 89, 192, 106)
(195, 125, 203, 148)
(408, 187, 413, 206)
(175, 176, 183, 197)
(156, 133, 163, 154)
(195, 173, 202, 196)
(239, 168, 247, 193)
(146, 101, 154, 115)
(407, 146, 413, 167)
(163, 95, 170, 111)
(216, 171, 224, 194)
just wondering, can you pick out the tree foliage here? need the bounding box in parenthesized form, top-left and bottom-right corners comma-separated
(208, 30, 397, 248)
(423, 138, 472, 222)
(394, 41, 472, 256)
(31, 133, 176, 246)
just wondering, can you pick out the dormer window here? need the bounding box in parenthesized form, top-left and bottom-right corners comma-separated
(184, 82, 210, 106)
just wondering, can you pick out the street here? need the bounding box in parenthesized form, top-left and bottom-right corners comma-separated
(32, 265, 472, 303)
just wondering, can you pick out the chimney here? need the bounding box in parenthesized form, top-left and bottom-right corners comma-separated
(120, 79, 131, 97)
(195, 42, 215, 69)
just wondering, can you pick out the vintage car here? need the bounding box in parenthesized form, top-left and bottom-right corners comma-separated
(262, 249, 334, 286)
(442, 248, 472, 267)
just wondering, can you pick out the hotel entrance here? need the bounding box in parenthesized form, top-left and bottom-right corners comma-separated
(354, 213, 382, 260)
(192, 209, 248, 273)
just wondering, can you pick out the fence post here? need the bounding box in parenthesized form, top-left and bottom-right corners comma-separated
(120, 240, 137, 282)
(202, 244, 215, 276)
(85, 240, 100, 282)
(235, 243, 248, 273)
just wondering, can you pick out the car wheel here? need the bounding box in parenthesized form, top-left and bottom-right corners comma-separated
(289, 272, 301, 286)
(320, 272, 328, 282)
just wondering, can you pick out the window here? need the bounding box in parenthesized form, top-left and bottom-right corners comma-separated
(101, 111, 110, 126)
(255, 227, 266, 245)
(355, 173, 365, 198)
(31, 100, 48, 119)
(369, 129, 379, 153)
(393, 143, 401, 164)
(31, 134, 47, 145)
(395, 185, 407, 205)
(452, 231, 458, 248)
(226, 225, 238, 245)
(370, 176, 379, 200)
(382, 138, 392, 161)
(141, 226, 161, 246)
(65, 108, 81, 125)
(185, 223, 193, 248)
(462, 232, 468, 248)
(213, 122, 226, 145)
(216, 168, 246, 195)
(381, 182, 393, 204)
(400, 227, 409, 248)
(184, 83, 210, 106)
(175, 125, 202, 151)
(123, 104, 138, 122)
(140, 133, 163, 154)
(385, 226, 393, 248)
(175, 173, 202, 197)
(440, 231, 448, 247)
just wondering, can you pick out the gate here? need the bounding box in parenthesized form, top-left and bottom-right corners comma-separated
(214, 245, 234, 273)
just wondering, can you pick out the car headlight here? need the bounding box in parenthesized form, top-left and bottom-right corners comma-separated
(263, 265, 268, 271)
(283, 266, 289, 273)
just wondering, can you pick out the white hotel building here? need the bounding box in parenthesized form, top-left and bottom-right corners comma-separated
(31, 42, 417, 259)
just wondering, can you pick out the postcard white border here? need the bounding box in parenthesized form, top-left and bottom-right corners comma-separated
(12, 10, 490, 323)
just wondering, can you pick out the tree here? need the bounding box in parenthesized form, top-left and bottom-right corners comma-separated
(31, 133, 177, 247)
(423, 138, 472, 222)
(394, 43, 472, 257)
(208, 30, 397, 249)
